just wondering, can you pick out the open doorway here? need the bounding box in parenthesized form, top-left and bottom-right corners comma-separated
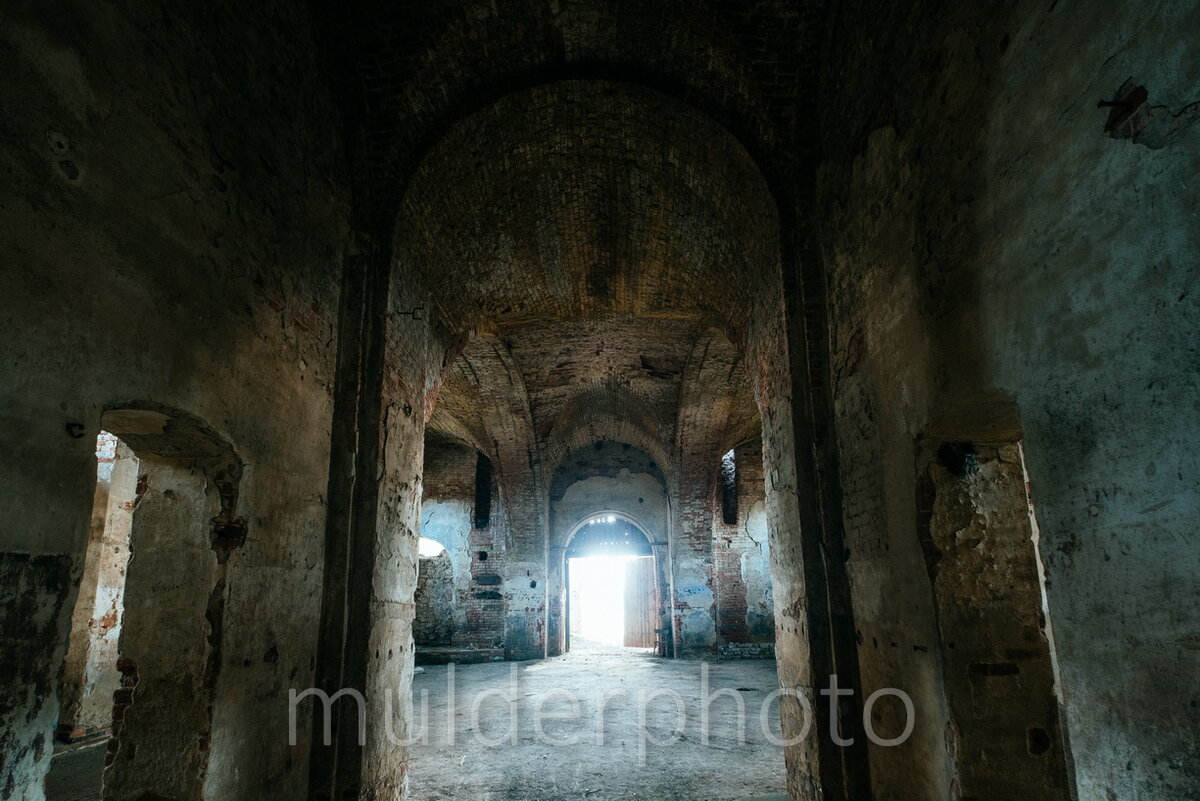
(413, 536, 454, 649)
(47, 432, 137, 800)
(46, 407, 244, 801)
(565, 515, 657, 652)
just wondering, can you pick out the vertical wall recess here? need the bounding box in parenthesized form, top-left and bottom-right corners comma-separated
(473, 453, 493, 530)
(917, 439, 1073, 800)
(96, 406, 244, 801)
(56, 434, 137, 745)
(720, 449, 739, 525)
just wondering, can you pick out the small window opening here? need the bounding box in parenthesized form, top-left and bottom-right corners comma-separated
(721, 448, 738, 525)
(473, 453, 492, 529)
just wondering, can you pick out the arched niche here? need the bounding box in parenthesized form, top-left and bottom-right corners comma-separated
(546, 442, 670, 656)
(94, 404, 243, 801)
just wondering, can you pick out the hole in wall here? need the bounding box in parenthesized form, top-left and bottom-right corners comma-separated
(1099, 78, 1200, 149)
(936, 441, 979, 477)
(1028, 727, 1052, 755)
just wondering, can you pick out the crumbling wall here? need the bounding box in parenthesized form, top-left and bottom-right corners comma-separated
(715, 439, 775, 658)
(57, 436, 136, 740)
(816, 117, 951, 798)
(419, 438, 480, 649)
(0, 0, 349, 797)
(413, 553, 454, 646)
(416, 440, 516, 659)
(743, 248, 828, 800)
(418, 498, 473, 646)
(819, 0, 1200, 797)
(338, 260, 442, 799)
(671, 457, 717, 657)
(103, 457, 220, 801)
(421, 334, 548, 662)
(921, 442, 1070, 799)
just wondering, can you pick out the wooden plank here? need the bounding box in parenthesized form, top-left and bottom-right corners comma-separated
(623, 556, 657, 648)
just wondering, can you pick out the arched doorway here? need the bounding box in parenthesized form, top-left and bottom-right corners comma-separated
(563, 512, 659, 653)
(48, 405, 244, 801)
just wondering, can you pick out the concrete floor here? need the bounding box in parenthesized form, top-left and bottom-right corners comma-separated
(44, 641, 786, 801)
(407, 639, 787, 800)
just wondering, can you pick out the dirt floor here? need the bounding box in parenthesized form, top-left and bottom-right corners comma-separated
(44, 641, 786, 801)
(407, 639, 787, 800)
(45, 738, 106, 801)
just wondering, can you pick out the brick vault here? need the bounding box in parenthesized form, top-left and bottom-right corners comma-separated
(1, 1, 1196, 800)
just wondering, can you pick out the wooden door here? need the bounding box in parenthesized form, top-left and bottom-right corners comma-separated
(623, 556, 657, 648)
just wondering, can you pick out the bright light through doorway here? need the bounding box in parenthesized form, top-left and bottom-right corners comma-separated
(568, 554, 640, 646)
(418, 537, 445, 558)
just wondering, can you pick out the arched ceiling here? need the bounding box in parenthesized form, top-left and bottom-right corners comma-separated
(321, 0, 806, 478)
(676, 328, 763, 461)
(427, 333, 535, 461)
(316, 0, 823, 207)
(549, 441, 666, 502)
(397, 80, 778, 333)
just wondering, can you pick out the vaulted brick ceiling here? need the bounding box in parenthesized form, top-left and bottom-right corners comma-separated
(318, 0, 812, 462)
(398, 81, 777, 330)
(317, 0, 822, 194)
